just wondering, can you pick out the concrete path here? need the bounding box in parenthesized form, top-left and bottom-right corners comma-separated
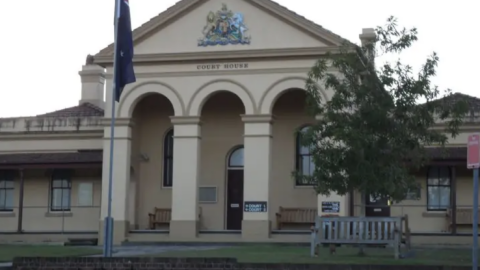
(90, 245, 220, 257)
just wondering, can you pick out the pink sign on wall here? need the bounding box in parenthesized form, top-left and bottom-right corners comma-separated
(467, 134, 480, 169)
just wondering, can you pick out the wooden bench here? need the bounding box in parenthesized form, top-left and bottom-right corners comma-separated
(447, 208, 480, 231)
(310, 215, 411, 259)
(148, 207, 203, 229)
(275, 207, 317, 230)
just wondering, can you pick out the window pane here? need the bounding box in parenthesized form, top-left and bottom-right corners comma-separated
(4, 180, 14, 188)
(0, 181, 5, 188)
(427, 186, 450, 209)
(51, 189, 70, 210)
(301, 156, 315, 176)
(0, 190, 6, 209)
(427, 167, 439, 185)
(298, 126, 312, 155)
(438, 167, 450, 185)
(229, 148, 244, 167)
(163, 158, 173, 187)
(62, 189, 71, 208)
(300, 145, 311, 155)
(5, 189, 13, 209)
(52, 180, 63, 188)
(164, 130, 174, 156)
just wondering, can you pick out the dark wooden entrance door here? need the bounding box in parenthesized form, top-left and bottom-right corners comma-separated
(226, 170, 244, 230)
(365, 194, 390, 217)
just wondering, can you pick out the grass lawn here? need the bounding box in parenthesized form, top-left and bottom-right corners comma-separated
(153, 245, 475, 266)
(0, 245, 102, 263)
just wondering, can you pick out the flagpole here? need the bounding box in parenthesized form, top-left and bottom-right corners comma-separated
(103, 0, 121, 257)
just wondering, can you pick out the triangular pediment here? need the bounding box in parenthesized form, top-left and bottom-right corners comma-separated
(95, 0, 349, 58)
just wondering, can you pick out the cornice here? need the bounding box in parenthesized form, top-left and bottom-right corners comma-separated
(170, 116, 202, 125)
(241, 114, 275, 123)
(104, 67, 316, 79)
(94, 46, 339, 66)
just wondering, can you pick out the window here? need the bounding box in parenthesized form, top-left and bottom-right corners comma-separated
(0, 171, 14, 212)
(163, 129, 174, 187)
(426, 166, 451, 211)
(295, 126, 315, 186)
(228, 147, 244, 168)
(50, 170, 72, 212)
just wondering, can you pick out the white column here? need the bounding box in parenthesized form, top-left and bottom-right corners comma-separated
(241, 115, 273, 239)
(170, 116, 201, 239)
(100, 123, 132, 244)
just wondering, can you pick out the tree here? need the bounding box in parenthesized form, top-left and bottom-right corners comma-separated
(299, 17, 468, 202)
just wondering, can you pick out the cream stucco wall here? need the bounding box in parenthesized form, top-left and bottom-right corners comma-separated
(0, 169, 101, 233)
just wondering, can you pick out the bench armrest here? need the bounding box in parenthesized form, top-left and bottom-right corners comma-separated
(275, 213, 281, 217)
(148, 213, 155, 218)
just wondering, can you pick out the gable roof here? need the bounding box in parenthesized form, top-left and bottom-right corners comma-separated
(95, 0, 351, 57)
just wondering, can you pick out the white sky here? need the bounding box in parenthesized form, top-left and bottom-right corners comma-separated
(0, 0, 477, 117)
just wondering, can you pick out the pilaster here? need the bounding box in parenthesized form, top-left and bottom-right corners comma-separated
(169, 116, 202, 239)
(99, 121, 133, 245)
(241, 114, 274, 240)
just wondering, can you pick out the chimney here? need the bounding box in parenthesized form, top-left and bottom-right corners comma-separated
(78, 54, 105, 109)
(359, 28, 377, 65)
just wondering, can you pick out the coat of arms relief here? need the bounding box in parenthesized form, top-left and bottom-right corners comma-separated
(198, 4, 251, 47)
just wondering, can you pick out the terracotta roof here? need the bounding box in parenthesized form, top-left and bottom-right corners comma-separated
(95, 0, 350, 57)
(36, 103, 104, 118)
(0, 151, 103, 165)
(434, 93, 480, 112)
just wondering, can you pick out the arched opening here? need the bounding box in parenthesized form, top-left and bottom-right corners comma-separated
(131, 93, 175, 230)
(270, 88, 317, 230)
(226, 146, 244, 230)
(199, 91, 245, 231)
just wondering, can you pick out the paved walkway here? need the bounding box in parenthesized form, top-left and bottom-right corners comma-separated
(0, 245, 221, 268)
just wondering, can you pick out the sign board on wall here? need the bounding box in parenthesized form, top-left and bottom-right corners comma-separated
(244, 201, 267, 212)
(321, 201, 340, 213)
(468, 134, 480, 169)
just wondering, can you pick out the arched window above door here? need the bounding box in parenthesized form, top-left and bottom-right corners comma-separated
(228, 147, 244, 168)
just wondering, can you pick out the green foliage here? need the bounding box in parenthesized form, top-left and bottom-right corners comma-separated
(300, 17, 468, 202)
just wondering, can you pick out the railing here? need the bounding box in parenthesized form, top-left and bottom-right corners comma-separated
(0, 205, 101, 234)
(310, 216, 405, 259)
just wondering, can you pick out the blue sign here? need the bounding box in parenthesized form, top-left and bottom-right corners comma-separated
(244, 201, 267, 212)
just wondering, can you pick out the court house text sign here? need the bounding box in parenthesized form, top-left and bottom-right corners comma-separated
(196, 63, 249, 70)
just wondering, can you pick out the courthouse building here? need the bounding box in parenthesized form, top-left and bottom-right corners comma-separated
(0, 0, 478, 245)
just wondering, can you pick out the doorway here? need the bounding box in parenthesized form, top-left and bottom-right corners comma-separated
(226, 146, 244, 230)
(365, 194, 391, 217)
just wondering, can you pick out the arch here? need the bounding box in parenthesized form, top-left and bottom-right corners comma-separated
(227, 145, 244, 168)
(187, 79, 255, 116)
(259, 77, 328, 114)
(117, 81, 185, 117)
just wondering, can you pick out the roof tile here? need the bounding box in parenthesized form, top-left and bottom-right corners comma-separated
(36, 103, 104, 118)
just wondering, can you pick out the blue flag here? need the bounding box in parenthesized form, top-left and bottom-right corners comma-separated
(114, 0, 136, 102)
